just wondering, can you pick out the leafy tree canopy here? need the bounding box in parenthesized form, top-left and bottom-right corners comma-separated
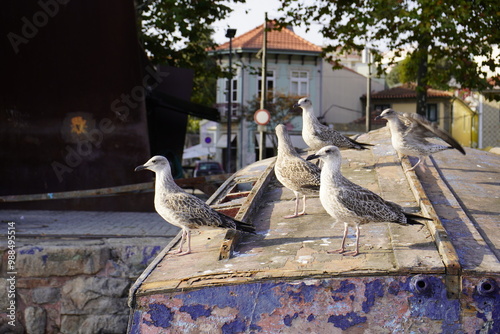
(278, 0, 500, 95)
(136, 0, 245, 106)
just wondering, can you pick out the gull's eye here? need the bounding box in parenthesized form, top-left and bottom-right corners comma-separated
(325, 149, 331, 154)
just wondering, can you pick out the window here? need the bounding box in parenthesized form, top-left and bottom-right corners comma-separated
(290, 71, 309, 96)
(427, 104, 438, 122)
(258, 71, 275, 99)
(374, 104, 391, 112)
(224, 79, 238, 102)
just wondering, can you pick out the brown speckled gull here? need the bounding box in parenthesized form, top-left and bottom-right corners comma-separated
(135, 156, 254, 255)
(307, 145, 429, 256)
(275, 124, 321, 218)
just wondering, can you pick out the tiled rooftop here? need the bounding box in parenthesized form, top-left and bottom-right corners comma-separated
(214, 21, 322, 53)
(368, 83, 453, 99)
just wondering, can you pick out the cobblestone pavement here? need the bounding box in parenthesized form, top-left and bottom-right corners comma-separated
(0, 210, 180, 238)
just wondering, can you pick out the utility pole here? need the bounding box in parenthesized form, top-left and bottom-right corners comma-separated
(258, 13, 268, 161)
(225, 28, 236, 173)
(365, 48, 372, 133)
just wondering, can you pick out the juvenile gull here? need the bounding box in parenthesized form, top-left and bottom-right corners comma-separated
(135, 156, 255, 255)
(275, 124, 321, 218)
(375, 108, 466, 171)
(294, 97, 372, 151)
(306, 146, 430, 256)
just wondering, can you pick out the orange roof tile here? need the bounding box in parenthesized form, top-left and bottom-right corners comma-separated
(214, 21, 322, 53)
(368, 83, 453, 99)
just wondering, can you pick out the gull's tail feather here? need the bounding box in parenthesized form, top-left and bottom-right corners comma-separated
(218, 212, 256, 234)
(347, 137, 373, 150)
(404, 212, 432, 225)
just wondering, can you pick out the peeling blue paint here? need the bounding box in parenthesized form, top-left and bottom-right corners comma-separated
(20, 246, 43, 255)
(283, 312, 299, 326)
(328, 311, 367, 330)
(408, 276, 460, 333)
(473, 286, 500, 333)
(362, 279, 384, 313)
(307, 314, 315, 322)
(249, 323, 262, 331)
(333, 280, 356, 293)
(388, 281, 400, 295)
(332, 295, 344, 301)
(286, 282, 317, 303)
(41, 254, 48, 264)
(129, 310, 142, 334)
(222, 317, 246, 334)
(144, 303, 173, 328)
(179, 304, 211, 320)
(141, 246, 161, 265)
(176, 282, 282, 322)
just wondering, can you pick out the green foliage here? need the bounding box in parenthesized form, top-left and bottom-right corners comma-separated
(243, 92, 302, 125)
(186, 116, 201, 134)
(243, 92, 302, 152)
(278, 0, 500, 94)
(136, 0, 245, 106)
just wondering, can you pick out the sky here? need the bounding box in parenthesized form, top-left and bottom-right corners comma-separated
(211, 0, 324, 47)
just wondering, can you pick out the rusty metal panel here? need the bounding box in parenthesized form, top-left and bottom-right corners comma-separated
(129, 275, 500, 333)
(0, 0, 152, 201)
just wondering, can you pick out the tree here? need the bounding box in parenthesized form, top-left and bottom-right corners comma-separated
(278, 0, 500, 115)
(243, 92, 302, 154)
(135, 0, 244, 106)
(389, 54, 455, 89)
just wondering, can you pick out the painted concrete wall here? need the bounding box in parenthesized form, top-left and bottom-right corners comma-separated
(322, 62, 385, 124)
(452, 99, 478, 148)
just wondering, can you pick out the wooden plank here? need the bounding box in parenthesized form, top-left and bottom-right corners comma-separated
(218, 158, 276, 260)
(401, 155, 462, 299)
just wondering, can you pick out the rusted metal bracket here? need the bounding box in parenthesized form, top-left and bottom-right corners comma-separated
(218, 158, 277, 260)
(401, 155, 462, 299)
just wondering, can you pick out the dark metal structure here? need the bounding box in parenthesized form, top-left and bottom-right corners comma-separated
(0, 0, 218, 211)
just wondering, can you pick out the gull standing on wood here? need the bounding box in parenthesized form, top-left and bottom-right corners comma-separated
(294, 97, 372, 151)
(306, 146, 430, 256)
(275, 124, 321, 218)
(375, 108, 466, 171)
(135, 156, 255, 255)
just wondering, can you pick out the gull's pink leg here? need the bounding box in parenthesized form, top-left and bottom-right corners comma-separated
(328, 223, 349, 254)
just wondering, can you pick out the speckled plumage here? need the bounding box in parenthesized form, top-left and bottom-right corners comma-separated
(275, 124, 321, 218)
(135, 156, 254, 255)
(307, 146, 428, 256)
(376, 108, 466, 171)
(295, 98, 372, 151)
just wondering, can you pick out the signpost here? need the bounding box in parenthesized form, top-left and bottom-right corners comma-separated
(254, 109, 270, 161)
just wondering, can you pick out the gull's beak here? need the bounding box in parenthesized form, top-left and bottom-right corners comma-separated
(306, 154, 320, 161)
(374, 115, 384, 121)
(134, 164, 148, 172)
(293, 102, 299, 108)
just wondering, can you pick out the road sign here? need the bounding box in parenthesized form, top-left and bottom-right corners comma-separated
(254, 109, 271, 126)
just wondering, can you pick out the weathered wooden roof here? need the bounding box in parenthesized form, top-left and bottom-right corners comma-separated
(130, 126, 500, 301)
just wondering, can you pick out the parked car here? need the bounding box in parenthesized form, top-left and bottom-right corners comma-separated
(193, 161, 225, 177)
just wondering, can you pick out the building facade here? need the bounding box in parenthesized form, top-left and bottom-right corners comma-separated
(209, 22, 322, 170)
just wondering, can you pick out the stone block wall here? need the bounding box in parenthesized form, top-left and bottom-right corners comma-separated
(0, 237, 170, 333)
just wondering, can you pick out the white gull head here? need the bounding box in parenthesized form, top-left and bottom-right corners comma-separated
(294, 97, 313, 111)
(134, 155, 171, 173)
